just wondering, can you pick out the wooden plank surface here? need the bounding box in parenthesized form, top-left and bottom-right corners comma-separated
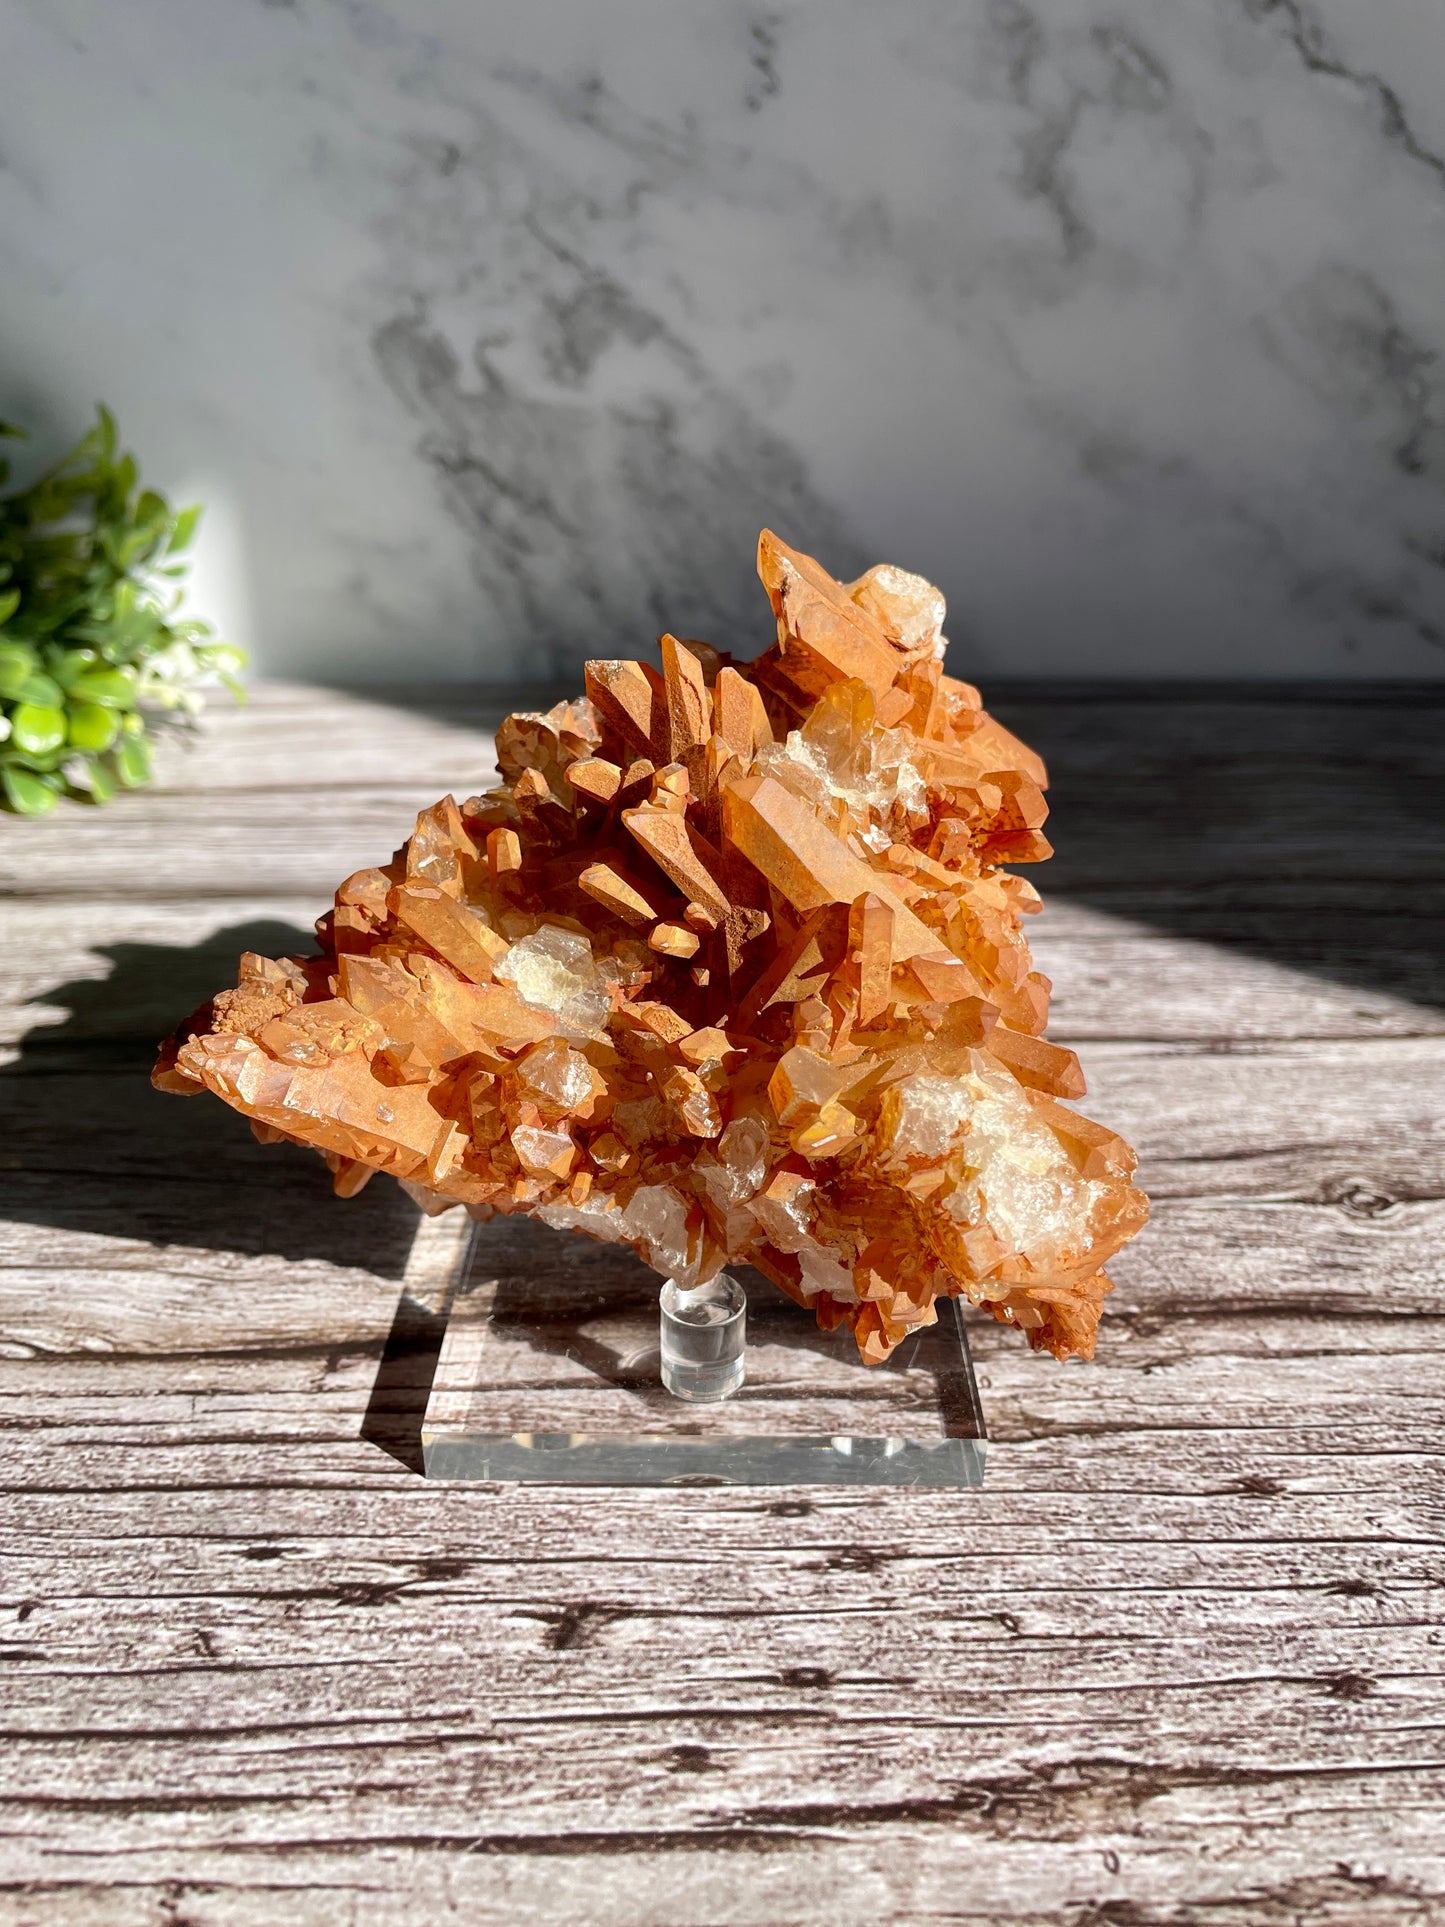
(0, 682, 1442, 1926)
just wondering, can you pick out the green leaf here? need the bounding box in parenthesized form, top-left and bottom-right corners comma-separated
(8, 669, 67, 708)
(10, 703, 67, 754)
(165, 503, 202, 556)
(75, 747, 116, 801)
(116, 526, 160, 569)
(112, 731, 153, 788)
(67, 665, 138, 709)
(52, 648, 99, 692)
(65, 700, 121, 751)
(1, 765, 58, 814)
(0, 640, 38, 699)
(0, 403, 237, 815)
(1, 743, 68, 773)
(197, 642, 248, 674)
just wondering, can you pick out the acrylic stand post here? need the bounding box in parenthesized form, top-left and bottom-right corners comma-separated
(415, 1215, 988, 1489)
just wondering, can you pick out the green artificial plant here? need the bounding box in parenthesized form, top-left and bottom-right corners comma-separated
(0, 407, 245, 814)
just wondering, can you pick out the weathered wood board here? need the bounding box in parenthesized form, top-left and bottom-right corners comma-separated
(0, 684, 1441, 1926)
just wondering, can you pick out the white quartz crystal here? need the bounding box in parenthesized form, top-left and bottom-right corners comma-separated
(497, 925, 611, 1040)
(849, 563, 947, 657)
(796, 1244, 857, 1304)
(752, 679, 929, 832)
(879, 1055, 1104, 1273)
(944, 1054, 1103, 1272)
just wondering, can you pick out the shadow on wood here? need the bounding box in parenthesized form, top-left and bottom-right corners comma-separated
(985, 684, 1445, 1015)
(0, 917, 418, 1277)
(360, 1289, 450, 1475)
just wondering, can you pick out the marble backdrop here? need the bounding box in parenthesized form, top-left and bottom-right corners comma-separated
(3, 0, 1445, 680)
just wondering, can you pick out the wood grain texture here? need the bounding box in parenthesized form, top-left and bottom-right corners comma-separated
(0, 683, 1441, 1926)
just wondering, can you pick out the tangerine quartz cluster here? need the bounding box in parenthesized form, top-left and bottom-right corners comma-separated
(155, 532, 1147, 1363)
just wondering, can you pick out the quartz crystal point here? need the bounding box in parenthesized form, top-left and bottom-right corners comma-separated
(155, 533, 1147, 1363)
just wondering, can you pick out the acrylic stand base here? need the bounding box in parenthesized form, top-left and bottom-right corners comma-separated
(420, 1221, 987, 1489)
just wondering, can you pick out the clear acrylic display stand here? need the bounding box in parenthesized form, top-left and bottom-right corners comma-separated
(418, 1217, 987, 1488)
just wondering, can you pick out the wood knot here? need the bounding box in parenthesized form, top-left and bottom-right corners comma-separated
(1232, 1474, 1283, 1497)
(1322, 1671, 1375, 1701)
(536, 1602, 617, 1651)
(826, 1545, 886, 1573)
(778, 1666, 832, 1689)
(1324, 1177, 1400, 1220)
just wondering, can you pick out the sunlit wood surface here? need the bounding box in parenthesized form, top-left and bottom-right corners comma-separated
(1, 682, 1442, 1926)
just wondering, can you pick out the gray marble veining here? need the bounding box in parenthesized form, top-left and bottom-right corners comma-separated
(3, 0, 1444, 679)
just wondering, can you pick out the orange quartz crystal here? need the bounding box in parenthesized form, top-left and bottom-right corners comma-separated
(155, 532, 1147, 1363)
